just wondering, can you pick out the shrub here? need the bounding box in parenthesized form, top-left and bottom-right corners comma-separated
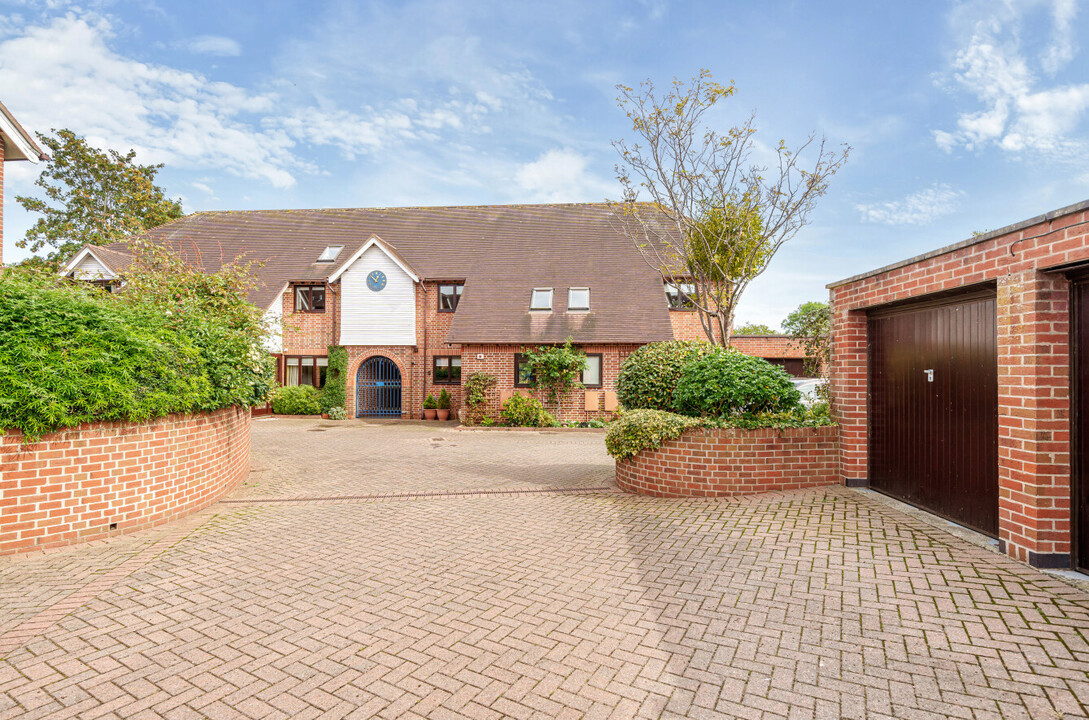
(616, 340, 717, 411)
(0, 263, 273, 439)
(326, 406, 346, 420)
(437, 389, 451, 410)
(672, 350, 801, 418)
(270, 385, 322, 415)
(320, 346, 347, 413)
(523, 339, 585, 404)
(424, 394, 437, 410)
(604, 406, 833, 460)
(463, 372, 497, 425)
(500, 394, 557, 427)
(605, 409, 703, 460)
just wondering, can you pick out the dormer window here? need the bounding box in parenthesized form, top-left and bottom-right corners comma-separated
(438, 283, 463, 312)
(568, 287, 590, 311)
(530, 288, 553, 311)
(665, 281, 696, 310)
(317, 245, 343, 263)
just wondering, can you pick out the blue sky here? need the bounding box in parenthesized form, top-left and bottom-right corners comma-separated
(2, 0, 1088, 327)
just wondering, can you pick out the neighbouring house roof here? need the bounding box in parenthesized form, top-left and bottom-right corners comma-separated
(81, 203, 678, 345)
(0, 100, 47, 162)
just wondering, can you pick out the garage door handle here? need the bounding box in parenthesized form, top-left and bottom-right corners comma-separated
(924, 369, 934, 382)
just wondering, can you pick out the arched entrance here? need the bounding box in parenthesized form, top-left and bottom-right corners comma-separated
(356, 357, 402, 418)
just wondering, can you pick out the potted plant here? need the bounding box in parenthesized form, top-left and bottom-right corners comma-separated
(436, 389, 451, 421)
(423, 394, 438, 420)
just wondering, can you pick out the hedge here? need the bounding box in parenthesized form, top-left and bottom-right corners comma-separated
(271, 385, 322, 415)
(672, 350, 801, 417)
(616, 340, 716, 411)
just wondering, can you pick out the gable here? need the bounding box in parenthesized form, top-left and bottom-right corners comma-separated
(339, 245, 417, 346)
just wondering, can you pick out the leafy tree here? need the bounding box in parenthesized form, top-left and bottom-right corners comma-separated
(16, 129, 183, 268)
(733, 322, 776, 335)
(613, 70, 849, 346)
(782, 300, 830, 380)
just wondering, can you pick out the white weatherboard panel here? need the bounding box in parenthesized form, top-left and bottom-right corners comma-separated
(262, 290, 284, 352)
(73, 254, 113, 280)
(340, 245, 417, 345)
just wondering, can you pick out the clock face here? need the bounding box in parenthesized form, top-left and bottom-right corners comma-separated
(367, 270, 387, 292)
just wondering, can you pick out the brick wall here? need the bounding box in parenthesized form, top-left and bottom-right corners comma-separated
(0, 407, 251, 556)
(615, 426, 838, 497)
(282, 281, 338, 355)
(730, 335, 807, 359)
(830, 201, 1089, 567)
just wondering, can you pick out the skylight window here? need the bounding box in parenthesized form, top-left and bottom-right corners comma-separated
(530, 288, 553, 311)
(568, 287, 590, 311)
(317, 245, 344, 263)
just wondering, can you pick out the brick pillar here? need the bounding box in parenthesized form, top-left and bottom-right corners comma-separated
(996, 271, 1072, 568)
(830, 300, 869, 486)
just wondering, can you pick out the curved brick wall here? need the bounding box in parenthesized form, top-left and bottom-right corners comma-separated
(0, 407, 250, 556)
(616, 426, 838, 497)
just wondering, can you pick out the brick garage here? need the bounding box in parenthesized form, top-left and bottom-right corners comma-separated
(0, 407, 250, 556)
(829, 198, 1089, 570)
(615, 426, 838, 497)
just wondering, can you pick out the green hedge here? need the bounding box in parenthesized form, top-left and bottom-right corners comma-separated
(616, 340, 716, 411)
(271, 385, 322, 415)
(673, 350, 801, 417)
(0, 265, 273, 438)
(320, 345, 347, 413)
(605, 406, 834, 460)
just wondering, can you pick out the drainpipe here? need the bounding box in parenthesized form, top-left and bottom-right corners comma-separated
(421, 280, 428, 420)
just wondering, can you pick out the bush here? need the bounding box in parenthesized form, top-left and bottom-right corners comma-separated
(326, 406, 346, 420)
(320, 346, 347, 413)
(604, 406, 834, 460)
(424, 394, 437, 410)
(437, 389, 451, 409)
(271, 385, 322, 415)
(605, 409, 703, 460)
(672, 350, 801, 418)
(616, 340, 717, 411)
(0, 264, 274, 439)
(500, 394, 557, 427)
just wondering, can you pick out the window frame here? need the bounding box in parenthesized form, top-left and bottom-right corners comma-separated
(294, 284, 327, 314)
(581, 353, 603, 388)
(284, 355, 328, 388)
(514, 353, 535, 388)
(437, 283, 464, 313)
(665, 280, 696, 311)
(316, 245, 344, 263)
(529, 287, 553, 311)
(432, 355, 462, 385)
(567, 287, 590, 312)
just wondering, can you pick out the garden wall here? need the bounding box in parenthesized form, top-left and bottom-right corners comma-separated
(615, 426, 838, 497)
(0, 406, 250, 556)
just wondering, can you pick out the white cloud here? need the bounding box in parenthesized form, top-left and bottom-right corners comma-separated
(177, 35, 241, 57)
(514, 148, 616, 203)
(856, 184, 962, 225)
(935, 1, 1089, 159)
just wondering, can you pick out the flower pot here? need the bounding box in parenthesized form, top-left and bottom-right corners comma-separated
(436, 409, 450, 421)
(424, 409, 437, 420)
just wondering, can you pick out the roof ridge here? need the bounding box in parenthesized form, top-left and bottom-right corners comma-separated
(183, 201, 636, 216)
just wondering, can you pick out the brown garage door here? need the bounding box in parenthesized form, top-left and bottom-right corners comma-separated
(1072, 279, 1089, 573)
(868, 289, 998, 536)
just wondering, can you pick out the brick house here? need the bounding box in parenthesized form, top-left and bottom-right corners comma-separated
(0, 100, 48, 264)
(62, 203, 792, 422)
(829, 197, 1089, 572)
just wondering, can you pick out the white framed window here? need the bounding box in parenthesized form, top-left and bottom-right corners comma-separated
(530, 287, 553, 311)
(568, 287, 590, 311)
(317, 245, 344, 262)
(582, 354, 602, 388)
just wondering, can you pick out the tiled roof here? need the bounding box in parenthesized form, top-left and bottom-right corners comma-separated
(96, 203, 677, 345)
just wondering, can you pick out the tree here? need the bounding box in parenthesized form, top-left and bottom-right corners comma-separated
(16, 129, 184, 268)
(613, 70, 848, 345)
(781, 300, 830, 378)
(733, 322, 776, 335)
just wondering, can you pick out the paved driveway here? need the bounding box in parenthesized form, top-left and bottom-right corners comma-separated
(1, 418, 1088, 719)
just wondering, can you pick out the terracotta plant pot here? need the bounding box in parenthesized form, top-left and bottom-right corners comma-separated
(424, 409, 437, 420)
(436, 409, 450, 421)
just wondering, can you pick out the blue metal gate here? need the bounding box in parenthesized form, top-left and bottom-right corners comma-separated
(356, 357, 402, 417)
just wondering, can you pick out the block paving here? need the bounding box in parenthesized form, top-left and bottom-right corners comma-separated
(1, 419, 1088, 719)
